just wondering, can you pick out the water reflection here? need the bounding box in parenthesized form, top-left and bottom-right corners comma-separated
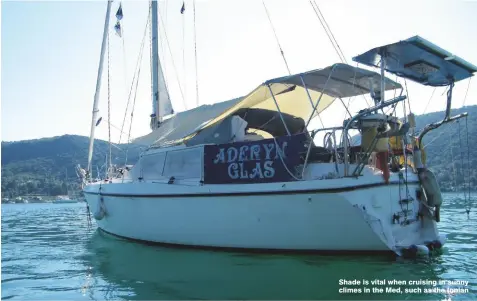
(81, 228, 475, 300)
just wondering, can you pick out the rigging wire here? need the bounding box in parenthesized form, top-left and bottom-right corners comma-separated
(461, 77, 472, 107)
(122, 5, 150, 165)
(119, 6, 151, 144)
(401, 87, 412, 201)
(182, 0, 186, 104)
(262, 0, 291, 75)
(423, 121, 455, 149)
(309, 0, 346, 63)
(464, 117, 471, 215)
(193, 0, 199, 106)
(448, 128, 459, 208)
(309, 0, 371, 114)
(422, 87, 437, 114)
(340, 64, 359, 121)
(107, 25, 112, 178)
(125, 36, 146, 166)
(457, 118, 472, 217)
(106, 119, 137, 143)
(457, 121, 467, 204)
(404, 79, 412, 114)
(156, 6, 187, 109)
(119, 2, 129, 126)
(163, 0, 168, 88)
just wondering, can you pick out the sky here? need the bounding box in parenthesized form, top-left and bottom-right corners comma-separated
(1, 0, 477, 143)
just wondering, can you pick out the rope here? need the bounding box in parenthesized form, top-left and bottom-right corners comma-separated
(106, 119, 136, 142)
(402, 88, 408, 125)
(446, 123, 457, 198)
(107, 25, 112, 178)
(85, 202, 92, 229)
(465, 117, 471, 215)
(457, 120, 469, 213)
(457, 118, 470, 214)
(404, 79, 412, 114)
(193, 0, 199, 106)
(462, 77, 472, 107)
(457, 121, 464, 192)
(272, 137, 303, 181)
(119, 6, 151, 144)
(423, 121, 455, 149)
(422, 87, 436, 114)
(401, 92, 411, 202)
(262, 0, 291, 75)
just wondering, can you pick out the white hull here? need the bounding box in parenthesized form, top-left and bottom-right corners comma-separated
(84, 170, 442, 253)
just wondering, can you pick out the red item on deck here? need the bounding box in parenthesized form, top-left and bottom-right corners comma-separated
(375, 151, 390, 184)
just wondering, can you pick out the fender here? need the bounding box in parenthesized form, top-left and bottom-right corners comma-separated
(93, 197, 107, 220)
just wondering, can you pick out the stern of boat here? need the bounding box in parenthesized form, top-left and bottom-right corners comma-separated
(341, 166, 446, 257)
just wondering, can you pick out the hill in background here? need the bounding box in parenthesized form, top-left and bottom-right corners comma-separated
(1, 135, 143, 197)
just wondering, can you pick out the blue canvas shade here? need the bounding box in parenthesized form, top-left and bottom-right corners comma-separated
(353, 36, 477, 87)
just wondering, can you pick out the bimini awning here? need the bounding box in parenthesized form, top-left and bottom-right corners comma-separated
(175, 63, 402, 143)
(138, 63, 401, 147)
(353, 35, 477, 87)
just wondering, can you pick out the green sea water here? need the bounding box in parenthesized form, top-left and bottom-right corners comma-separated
(1, 193, 476, 300)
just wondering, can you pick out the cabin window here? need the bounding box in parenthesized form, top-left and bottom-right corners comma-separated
(140, 152, 166, 180)
(163, 147, 203, 179)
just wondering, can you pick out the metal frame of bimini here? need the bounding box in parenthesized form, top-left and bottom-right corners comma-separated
(250, 63, 405, 180)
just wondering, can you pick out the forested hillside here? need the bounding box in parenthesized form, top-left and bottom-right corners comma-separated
(1, 135, 143, 197)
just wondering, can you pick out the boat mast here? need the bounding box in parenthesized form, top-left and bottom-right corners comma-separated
(87, 0, 113, 179)
(150, 0, 160, 130)
(150, 0, 171, 130)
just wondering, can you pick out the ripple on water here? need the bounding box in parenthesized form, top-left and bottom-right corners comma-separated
(1, 195, 477, 300)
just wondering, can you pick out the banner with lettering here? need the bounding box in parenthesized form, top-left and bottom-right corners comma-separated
(203, 133, 308, 184)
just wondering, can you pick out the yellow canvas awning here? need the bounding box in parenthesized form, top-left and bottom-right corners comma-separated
(137, 63, 402, 147)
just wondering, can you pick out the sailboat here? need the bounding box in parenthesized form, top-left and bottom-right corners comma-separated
(81, 1, 477, 255)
